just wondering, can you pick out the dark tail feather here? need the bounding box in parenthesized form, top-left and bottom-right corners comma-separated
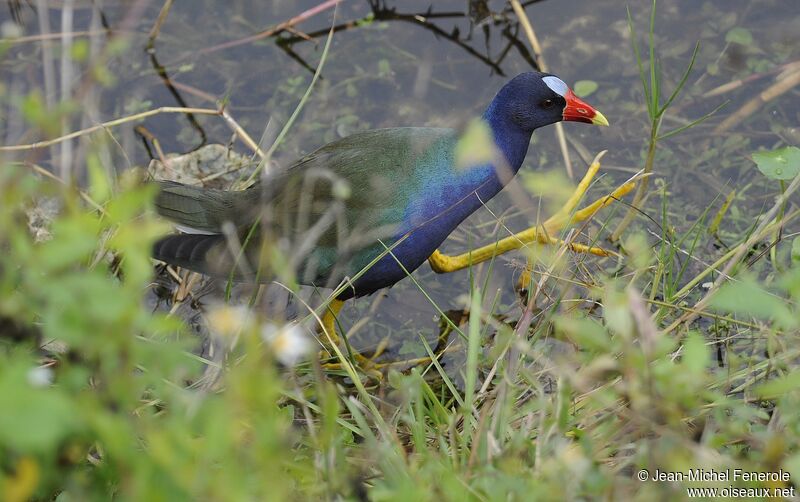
(152, 234, 224, 275)
(153, 180, 244, 233)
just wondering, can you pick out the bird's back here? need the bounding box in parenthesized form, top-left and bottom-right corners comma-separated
(153, 127, 473, 293)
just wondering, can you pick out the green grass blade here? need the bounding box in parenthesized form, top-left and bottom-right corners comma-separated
(627, 6, 652, 118)
(247, 14, 336, 185)
(420, 335, 465, 408)
(462, 288, 482, 427)
(659, 41, 700, 115)
(648, 0, 658, 116)
(657, 101, 729, 140)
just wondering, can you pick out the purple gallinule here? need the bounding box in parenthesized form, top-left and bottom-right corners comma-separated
(152, 71, 633, 368)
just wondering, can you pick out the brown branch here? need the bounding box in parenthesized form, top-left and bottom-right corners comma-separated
(509, 0, 574, 179)
(194, 0, 341, 57)
(0, 107, 220, 153)
(713, 68, 800, 134)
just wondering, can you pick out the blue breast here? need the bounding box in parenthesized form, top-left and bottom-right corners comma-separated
(342, 115, 533, 298)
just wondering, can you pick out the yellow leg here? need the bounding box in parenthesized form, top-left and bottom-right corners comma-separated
(543, 151, 606, 229)
(516, 266, 533, 296)
(320, 298, 344, 347)
(428, 152, 635, 274)
(318, 299, 389, 378)
(317, 299, 442, 376)
(317, 297, 470, 377)
(318, 297, 363, 361)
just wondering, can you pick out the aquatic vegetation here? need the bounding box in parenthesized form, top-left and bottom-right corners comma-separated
(1, 1, 799, 500)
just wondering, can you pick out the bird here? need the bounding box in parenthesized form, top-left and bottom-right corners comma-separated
(151, 71, 623, 363)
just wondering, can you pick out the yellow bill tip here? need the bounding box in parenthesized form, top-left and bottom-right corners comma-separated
(592, 110, 610, 127)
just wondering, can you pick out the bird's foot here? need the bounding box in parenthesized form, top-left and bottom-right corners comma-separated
(320, 349, 386, 380)
(539, 151, 637, 234)
(319, 337, 438, 378)
(515, 161, 635, 293)
(317, 299, 390, 379)
(427, 151, 635, 274)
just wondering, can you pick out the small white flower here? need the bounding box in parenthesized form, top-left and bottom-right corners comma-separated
(1, 21, 23, 39)
(261, 322, 313, 367)
(205, 304, 254, 338)
(28, 366, 53, 387)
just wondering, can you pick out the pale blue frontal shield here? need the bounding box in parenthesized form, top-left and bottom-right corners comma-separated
(542, 76, 568, 97)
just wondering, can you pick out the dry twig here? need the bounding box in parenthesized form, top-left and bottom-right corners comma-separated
(510, 0, 574, 179)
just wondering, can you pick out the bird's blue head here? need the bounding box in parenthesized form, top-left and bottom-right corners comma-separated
(485, 71, 609, 133)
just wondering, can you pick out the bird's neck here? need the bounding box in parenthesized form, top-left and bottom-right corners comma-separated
(482, 103, 533, 177)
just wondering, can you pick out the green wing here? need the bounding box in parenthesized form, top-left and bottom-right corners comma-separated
(155, 127, 454, 241)
(153, 128, 455, 280)
(266, 127, 453, 246)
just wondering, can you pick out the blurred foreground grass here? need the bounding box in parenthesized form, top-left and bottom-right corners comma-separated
(2, 153, 800, 500)
(3, 1, 800, 499)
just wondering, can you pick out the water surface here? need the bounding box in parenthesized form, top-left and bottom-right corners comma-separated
(2, 0, 798, 364)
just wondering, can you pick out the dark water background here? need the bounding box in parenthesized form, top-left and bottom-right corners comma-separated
(2, 0, 799, 362)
